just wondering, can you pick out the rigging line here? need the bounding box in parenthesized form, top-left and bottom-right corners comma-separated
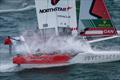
(88, 35, 118, 43)
(55, 0, 59, 36)
(43, 0, 48, 42)
(88, 19, 93, 28)
(109, 19, 118, 35)
(67, 0, 70, 28)
(66, 0, 70, 37)
(91, 19, 96, 27)
(65, 0, 70, 36)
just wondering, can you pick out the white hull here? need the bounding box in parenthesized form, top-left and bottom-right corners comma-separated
(19, 51, 120, 68)
(71, 51, 120, 63)
(18, 63, 70, 69)
(1, 51, 120, 72)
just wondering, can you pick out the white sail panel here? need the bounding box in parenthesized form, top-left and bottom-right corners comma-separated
(35, 0, 57, 29)
(35, 0, 77, 35)
(79, 0, 96, 19)
(68, 0, 77, 35)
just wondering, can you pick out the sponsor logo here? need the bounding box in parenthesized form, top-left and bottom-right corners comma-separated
(103, 30, 115, 34)
(51, 0, 60, 5)
(39, 7, 72, 13)
(98, 20, 111, 27)
(57, 15, 71, 18)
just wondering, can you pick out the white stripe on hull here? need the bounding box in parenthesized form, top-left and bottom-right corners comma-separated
(71, 51, 120, 63)
(19, 63, 70, 69)
(19, 51, 120, 69)
(85, 30, 103, 34)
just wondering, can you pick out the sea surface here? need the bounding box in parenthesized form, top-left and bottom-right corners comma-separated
(0, 0, 120, 80)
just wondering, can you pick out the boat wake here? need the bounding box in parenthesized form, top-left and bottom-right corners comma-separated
(0, 62, 72, 72)
(0, 63, 21, 72)
(1, 49, 120, 72)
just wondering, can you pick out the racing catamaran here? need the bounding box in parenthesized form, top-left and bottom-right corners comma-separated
(12, 0, 78, 67)
(12, 0, 120, 67)
(72, 0, 120, 63)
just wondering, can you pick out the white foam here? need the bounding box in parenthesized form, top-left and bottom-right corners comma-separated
(14, 32, 92, 54)
(0, 63, 17, 72)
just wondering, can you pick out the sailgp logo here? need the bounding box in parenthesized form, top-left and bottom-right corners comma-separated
(51, 0, 60, 5)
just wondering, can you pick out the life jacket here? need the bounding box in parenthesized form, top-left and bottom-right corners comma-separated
(4, 37, 12, 45)
(13, 56, 26, 64)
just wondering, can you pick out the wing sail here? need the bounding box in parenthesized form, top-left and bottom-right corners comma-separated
(35, 0, 77, 36)
(79, 0, 117, 36)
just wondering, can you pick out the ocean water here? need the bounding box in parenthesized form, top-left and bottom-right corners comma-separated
(1, 63, 120, 80)
(0, 0, 120, 80)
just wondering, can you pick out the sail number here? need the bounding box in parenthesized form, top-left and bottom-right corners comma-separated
(103, 30, 115, 34)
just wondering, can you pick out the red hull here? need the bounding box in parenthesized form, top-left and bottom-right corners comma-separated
(13, 54, 71, 64)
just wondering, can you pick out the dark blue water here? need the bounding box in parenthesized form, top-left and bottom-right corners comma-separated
(1, 63, 120, 80)
(0, 0, 120, 80)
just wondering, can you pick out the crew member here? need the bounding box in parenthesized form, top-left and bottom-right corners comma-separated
(4, 36, 12, 55)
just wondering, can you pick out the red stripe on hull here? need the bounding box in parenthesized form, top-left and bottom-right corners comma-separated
(80, 28, 117, 36)
(91, 0, 111, 19)
(13, 54, 71, 64)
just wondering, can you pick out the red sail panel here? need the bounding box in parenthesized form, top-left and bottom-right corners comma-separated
(91, 0, 111, 19)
